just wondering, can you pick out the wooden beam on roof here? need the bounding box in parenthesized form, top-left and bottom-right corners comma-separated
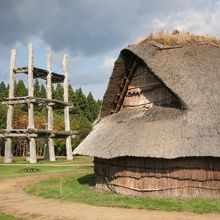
(111, 59, 139, 113)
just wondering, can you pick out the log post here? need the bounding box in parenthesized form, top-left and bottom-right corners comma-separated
(63, 54, 73, 160)
(5, 49, 16, 163)
(27, 44, 37, 164)
(46, 51, 55, 161)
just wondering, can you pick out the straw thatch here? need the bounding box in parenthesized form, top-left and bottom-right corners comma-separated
(73, 40, 220, 159)
(139, 30, 220, 46)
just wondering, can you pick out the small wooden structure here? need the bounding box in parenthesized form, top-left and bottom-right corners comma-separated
(0, 44, 73, 163)
(74, 39, 220, 198)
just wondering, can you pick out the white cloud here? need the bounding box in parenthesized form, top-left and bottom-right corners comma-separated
(146, 1, 220, 37)
(0, 0, 220, 99)
(101, 57, 115, 71)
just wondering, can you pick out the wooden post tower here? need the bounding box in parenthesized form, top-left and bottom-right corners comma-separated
(1, 44, 73, 163)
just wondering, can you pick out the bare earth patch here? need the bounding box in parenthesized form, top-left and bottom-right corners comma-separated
(0, 173, 219, 220)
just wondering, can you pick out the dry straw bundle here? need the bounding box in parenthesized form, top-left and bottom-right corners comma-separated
(139, 29, 220, 46)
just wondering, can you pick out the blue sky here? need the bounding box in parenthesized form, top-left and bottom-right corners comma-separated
(0, 0, 220, 99)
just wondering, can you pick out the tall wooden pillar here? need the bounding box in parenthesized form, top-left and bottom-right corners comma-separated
(63, 54, 73, 160)
(46, 52, 55, 161)
(27, 44, 37, 164)
(5, 49, 16, 163)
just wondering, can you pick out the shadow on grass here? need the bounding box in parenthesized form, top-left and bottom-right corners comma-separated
(37, 158, 45, 162)
(77, 174, 96, 186)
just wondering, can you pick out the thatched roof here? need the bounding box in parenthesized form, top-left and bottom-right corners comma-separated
(73, 40, 220, 159)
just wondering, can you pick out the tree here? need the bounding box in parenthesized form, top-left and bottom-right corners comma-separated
(68, 84, 75, 104)
(54, 113, 65, 131)
(34, 79, 40, 97)
(53, 113, 65, 155)
(35, 115, 46, 129)
(53, 84, 64, 114)
(73, 88, 87, 115)
(0, 82, 7, 101)
(70, 114, 92, 139)
(51, 84, 56, 99)
(15, 80, 28, 97)
(39, 84, 46, 98)
(86, 92, 100, 122)
(97, 99, 102, 109)
(54, 84, 64, 101)
(0, 103, 7, 129)
(13, 113, 28, 129)
(13, 113, 46, 129)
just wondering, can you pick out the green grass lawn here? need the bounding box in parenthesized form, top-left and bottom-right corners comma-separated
(0, 156, 93, 180)
(0, 212, 25, 220)
(1, 156, 219, 214)
(25, 172, 220, 214)
(0, 156, 93, 165)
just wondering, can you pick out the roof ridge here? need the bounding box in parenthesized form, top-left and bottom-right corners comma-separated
(140, 41, 220, 50)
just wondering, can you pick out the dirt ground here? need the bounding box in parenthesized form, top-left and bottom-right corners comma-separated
(0, 173, 219, 220)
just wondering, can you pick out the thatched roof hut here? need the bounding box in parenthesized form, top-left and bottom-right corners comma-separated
(74, 33, 220, 198)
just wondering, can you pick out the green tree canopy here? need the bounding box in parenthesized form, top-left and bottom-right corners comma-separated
(0, 103, 7, 129)
(68, 85, 75, 104)
(73, 88, 88, 116)
(54, 84, 64, 101)
(86, 92, 100, 122)
(39, 84, 46, 98)
(34, 79, 41, 97)
(0, 82, 7, 101)
(15, 80, 28, 97)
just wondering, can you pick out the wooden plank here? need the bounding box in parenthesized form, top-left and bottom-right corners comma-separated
(113, 59, 139, 113)
(7, 49, 16, 130)
(29, 138, 37, 163)
(63, 54, 73, 160)
(46, 51, 55, 161)
(27, 44, 37, 164)
(4, 133, 38, 138)
(3, 128, 74, 137)
(5, 49, 17, 164)
(3, 97, 69, 107)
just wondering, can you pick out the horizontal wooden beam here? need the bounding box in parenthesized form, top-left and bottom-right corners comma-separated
(5, 96, 29, 100)
(127, 83, 161, 91)
(14, 66, 65, 83)
(28, 128, 72, 136)
(2, 128, 76, 139)
(4, 133, 38, 138)
(5, 129, 27, 133)
(3, 96, 71, 108)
